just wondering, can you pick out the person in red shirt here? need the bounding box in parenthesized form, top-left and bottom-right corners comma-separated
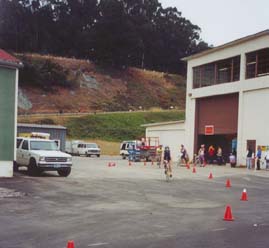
(208, 145, 215, 164)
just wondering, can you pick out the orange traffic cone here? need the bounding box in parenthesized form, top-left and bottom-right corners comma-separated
(112, 162, 116, 167)
(67, 240, 75, 248)
(186, 163, 190, 169)
(240, 188, 248, 201)
(226, 179, 231, 188)
(108, 162, 112, 167)
(208, 172, 213, 179)
(192, 167, 196, 173)
(223, 205, 234, 221)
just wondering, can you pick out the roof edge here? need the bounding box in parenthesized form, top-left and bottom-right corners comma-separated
(141, 120, 185, 127)
(17, 123, 67, 130)
(0, 59, 23, 69)
(182, 29, 269, 61)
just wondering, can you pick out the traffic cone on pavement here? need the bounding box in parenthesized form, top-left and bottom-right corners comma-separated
(112, 162, 116, 167)
(128, 161, 132, 166)
(208, 172, 213, 179)
(67, 240, 75, 248)
(226, 179, 231, 188)
(144, 161, 147, 166)
(186, 163, 190, 169)
(192, 167, 196, 173)
(223, 205, 234, 221)
(240, 188, 248, 201)
(108, 162, 112, 167)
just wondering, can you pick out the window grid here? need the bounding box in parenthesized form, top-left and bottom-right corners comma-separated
(192, 56, 241, 89)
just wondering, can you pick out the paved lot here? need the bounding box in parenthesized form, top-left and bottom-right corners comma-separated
(1, 156, 269, 248)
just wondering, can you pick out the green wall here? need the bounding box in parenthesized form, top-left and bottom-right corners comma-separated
(0, 67, 16, 161)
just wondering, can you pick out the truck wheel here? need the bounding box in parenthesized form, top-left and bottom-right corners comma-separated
(28, 158, 40, 176)
(58, 168, 71, 177)
(13, 161, 19, 172)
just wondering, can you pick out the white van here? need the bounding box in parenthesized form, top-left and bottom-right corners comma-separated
(120, 140, 142, 159)
(66, 141, 101, 157)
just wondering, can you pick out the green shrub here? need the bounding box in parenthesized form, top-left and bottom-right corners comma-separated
(65, 111, 184, 141)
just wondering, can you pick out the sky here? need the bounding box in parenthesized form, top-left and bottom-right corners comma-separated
(160, 0, 268, 46)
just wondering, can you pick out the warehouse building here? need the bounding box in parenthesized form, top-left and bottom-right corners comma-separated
(183, 29, 269, 166)
(0, 49, 22, 177)
(142, 121, 185, 159)
(17, 123, 67, 151)
(144, 30, 269, 166)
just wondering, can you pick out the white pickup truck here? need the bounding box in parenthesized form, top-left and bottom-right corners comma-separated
(16, 137, 72, 177)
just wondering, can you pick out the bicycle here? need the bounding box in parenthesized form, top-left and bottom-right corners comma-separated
(156, 154, 162, 168)
(193, 154, 203, 167)
(176, 154, 189, 167)
(164, 160, 172, 182)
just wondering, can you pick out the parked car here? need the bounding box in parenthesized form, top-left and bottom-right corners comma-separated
(66, 141, 101, 157)
(16, 137, 72, 176)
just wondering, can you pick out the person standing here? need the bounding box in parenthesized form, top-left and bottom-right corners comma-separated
(265, 150, 269, 170)
(216, 146, 223, 165)
(256, 146, 262, 170)
(246, 147, 253, 170)
(208, 145, 215, 164)
(198, 144, 205, 166)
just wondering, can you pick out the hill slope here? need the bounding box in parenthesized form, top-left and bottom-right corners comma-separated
(18, 110, 185, 142)
(17, 54, 186, 114)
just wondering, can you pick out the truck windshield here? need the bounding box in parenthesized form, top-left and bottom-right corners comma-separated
(30, 141, 58, 151)
(86, 144, 98, 148)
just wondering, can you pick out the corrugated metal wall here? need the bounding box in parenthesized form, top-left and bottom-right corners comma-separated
(0, 67, 16, 161)
(196, 93, 239, 134)
(17, 126, 66, 151)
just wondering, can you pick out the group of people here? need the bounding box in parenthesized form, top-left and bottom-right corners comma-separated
(246, 146, 269, 170)
(180, 144, 225, 166)
(197, 144, 226, 165)
(157, 144, 269, 178)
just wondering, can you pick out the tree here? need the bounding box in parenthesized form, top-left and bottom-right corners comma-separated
(0, 0, 209, 74)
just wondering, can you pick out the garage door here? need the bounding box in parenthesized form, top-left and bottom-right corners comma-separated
(196, 93, 239, 135)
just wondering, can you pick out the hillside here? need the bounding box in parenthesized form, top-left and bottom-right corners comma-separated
(18, 110, 185, 142)
(17, 54, 186, 114)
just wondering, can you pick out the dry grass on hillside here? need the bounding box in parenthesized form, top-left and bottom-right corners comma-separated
(18, 54, 186, 114)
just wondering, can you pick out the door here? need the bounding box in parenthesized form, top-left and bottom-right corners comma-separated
(20, 140, 31, 165)
(246, 140, 256, 154)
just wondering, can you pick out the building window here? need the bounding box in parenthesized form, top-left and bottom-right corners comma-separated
(246, 48, 269, 79)
(193, 56, 240, 89)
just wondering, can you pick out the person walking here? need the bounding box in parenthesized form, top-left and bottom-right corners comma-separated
(180, 144, 188, 165)
(246, 147, 253, 170)
(256, 146, 262, 170)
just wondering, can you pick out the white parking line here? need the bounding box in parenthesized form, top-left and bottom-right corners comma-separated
(88, 242, 109, 247)
(211, 228, 227, 232)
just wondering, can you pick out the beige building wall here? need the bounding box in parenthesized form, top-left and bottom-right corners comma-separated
(145, 122, 185, 160)
(185, 32, 269, 165)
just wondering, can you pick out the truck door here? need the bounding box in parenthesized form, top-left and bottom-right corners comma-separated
(16, 138, 24, 164)
(20, 140, 31, 165)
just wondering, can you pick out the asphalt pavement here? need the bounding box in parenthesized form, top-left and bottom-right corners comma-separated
(0, 156, 269, 248)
